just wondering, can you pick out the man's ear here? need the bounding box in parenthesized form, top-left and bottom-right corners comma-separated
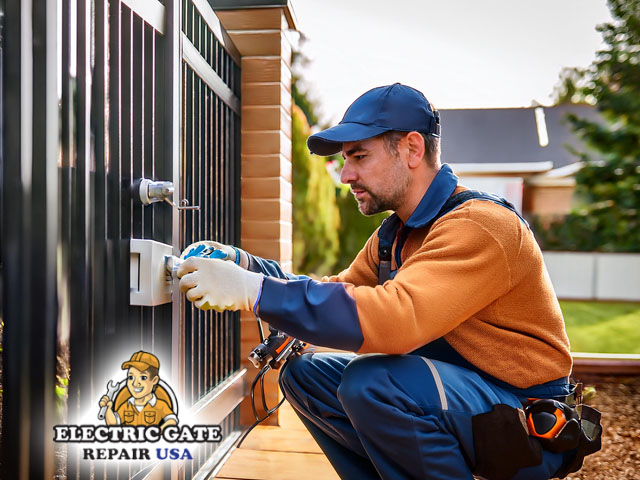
(405, 131, 426, 169)
(152, 376, 159, 386)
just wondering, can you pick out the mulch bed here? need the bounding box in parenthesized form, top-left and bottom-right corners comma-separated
(566, 375, 640, 479)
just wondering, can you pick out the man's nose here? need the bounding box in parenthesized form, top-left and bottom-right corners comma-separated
(340, 158, 357, 184)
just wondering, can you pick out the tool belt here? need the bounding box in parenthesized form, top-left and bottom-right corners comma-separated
(471, 384, 602, 480)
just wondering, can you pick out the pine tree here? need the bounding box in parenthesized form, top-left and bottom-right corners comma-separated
(539, 0, 640, 252)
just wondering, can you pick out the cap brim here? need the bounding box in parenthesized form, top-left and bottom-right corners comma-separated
(307, 123, 390, 156)
(122, 361, 151, 372)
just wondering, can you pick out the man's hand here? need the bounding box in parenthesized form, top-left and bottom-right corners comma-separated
(99, 395, 116, 425)
(99, 395, 113, 410)
(181, 240, 246, 267)
(177, 257, 264, 312)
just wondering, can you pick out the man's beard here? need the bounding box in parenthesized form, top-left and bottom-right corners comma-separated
(352, 159, 411, 216)
(353, 186, 398, 215)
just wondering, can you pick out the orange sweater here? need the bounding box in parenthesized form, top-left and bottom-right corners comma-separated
(326, 188, 572, 388)
(256, 165, 572, 389)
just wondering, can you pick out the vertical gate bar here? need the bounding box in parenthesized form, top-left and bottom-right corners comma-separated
(229, 106, 234, 377)
(184, 65, 193, 405)
(104, 0, 120, 344)
(195, 73, 201, 401)
(152, 28, 161, 355)
(212, 95, 218, 386)
(1, 0, 59, 476)
(120, 6, 141, 352)
(190, 67, 197, 405)
(199, 68, 206, 399)
(90, 0, 112, 467)
(203, 52, 209, 393)
(71, 0, 96, 477)
(121, 4, 132, 259)
(166, 0, 184, 414)
(231, 107, 237, 376)
(58, 0, 77, 473)
(224, 105, 229, 378)
(190, 71, 197, 404)
(221, 104, 226, 378)
(156, 0, 182, 460)
(227, 104, 232, 378)
(91, 0, 108, 450)
(141, 22, 156, 351)
(132, 14, 146, 351)
(213, 98, 219, 384)
(117, 3, 131, 353)
(233, 110, 241, 371)
(213, 96, 218, 385)
(208, 85, 214, 391)
(195, 71, 201, 401)
(132, 14, 143, 242)
(219, 82, 224, 378)
(191, 63, 197, 403)
(109, 4, 124, 480)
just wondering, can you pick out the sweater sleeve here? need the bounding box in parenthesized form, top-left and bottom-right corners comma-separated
(256, 231, 380, 350)
(258, 218, 511, 353)
(242, 248, 300, 280)
(354, 217, 512, 353)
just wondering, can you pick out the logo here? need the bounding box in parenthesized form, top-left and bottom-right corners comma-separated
(53, 351, 221, 461)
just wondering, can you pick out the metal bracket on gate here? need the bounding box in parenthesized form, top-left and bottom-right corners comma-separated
(130, 239, 174, 306)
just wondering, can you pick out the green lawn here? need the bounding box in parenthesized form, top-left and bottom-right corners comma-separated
(560, 301, 640, 354)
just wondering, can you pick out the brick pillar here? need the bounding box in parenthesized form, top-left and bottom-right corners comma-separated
(216, 6, 296, 425)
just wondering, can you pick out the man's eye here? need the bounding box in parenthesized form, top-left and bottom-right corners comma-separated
(128, 376, 134, 381)
(141, 375, 147, 381)
(355, 155, 366, 160)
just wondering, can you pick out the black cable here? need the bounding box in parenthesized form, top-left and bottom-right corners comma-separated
(250, 365, 270, 421)
(236, 364, 286, 448)
(256, 315, 265, 343)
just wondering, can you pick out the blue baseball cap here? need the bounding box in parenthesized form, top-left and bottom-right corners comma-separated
(307, 83, 440, 156)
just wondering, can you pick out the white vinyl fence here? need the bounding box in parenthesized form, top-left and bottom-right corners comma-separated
(543, 252, 640, 301)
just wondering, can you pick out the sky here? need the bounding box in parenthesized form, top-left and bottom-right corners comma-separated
(288, 0, 613, 124)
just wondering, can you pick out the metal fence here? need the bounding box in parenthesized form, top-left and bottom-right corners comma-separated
(1, 0, 243, 478)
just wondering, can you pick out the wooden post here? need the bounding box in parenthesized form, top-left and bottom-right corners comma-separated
(216, 5, 297, 425)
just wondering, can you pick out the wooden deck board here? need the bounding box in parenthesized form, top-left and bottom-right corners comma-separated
(275, 400, 308, 430)
(215, 449, 339, 480)
(214, 400, 338, 479)
(236, 426, 322, 454)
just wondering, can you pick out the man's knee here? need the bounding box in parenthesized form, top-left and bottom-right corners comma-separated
(338, 354, 444, 413)
(337, 354, 388, 408)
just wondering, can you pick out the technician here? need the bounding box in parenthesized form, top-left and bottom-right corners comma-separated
(177, 84, 578, 479)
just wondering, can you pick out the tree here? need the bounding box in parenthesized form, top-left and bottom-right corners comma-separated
(291, 104, 341, 275)
(290, 39, 390, 274)
(537, 0, 640, 252)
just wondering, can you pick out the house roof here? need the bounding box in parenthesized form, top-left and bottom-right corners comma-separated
(439, 104, 602, 170)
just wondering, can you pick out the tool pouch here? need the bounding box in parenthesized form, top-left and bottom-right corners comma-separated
(553, 405, 602, 479)
(472, 404, 543, 480)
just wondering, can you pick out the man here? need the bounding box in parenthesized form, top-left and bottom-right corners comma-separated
(177, 84, 575, 479)
(99, 351, 178, 428)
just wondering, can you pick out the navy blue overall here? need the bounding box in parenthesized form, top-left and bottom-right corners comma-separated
(278, 191, 572, 479)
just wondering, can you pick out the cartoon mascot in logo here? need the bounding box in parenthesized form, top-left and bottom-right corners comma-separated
(99, 351, 178, 429)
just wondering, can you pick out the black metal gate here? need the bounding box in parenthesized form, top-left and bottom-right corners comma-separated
(180, 1, 243, 478)
(0, 0, 243, 478)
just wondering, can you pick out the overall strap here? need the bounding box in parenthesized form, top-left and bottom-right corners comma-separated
(376, 190, 529, 284)
(376, 215, 402, 285)
(434, 190, 530, 230)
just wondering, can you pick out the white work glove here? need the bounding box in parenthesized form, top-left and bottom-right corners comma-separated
(177, 256, 264, 312)
(181, 240, 240, 263)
